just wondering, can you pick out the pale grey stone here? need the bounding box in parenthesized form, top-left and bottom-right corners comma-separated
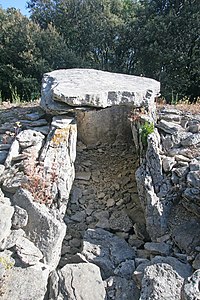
(2, 171, 25, 193)
(0, 164, 5, 176)
(106, 198, 115, 207)
(157, 119, 183, 134)
(0, 228, 25, 250)
(134, 256, 192, 289)
(25, 111, 45, 121)
(78, 106, 134, 146)
(39, 122, 77, 208)
(0, 202, 14, 243)
(16, 129, 45, 148)
(80, 228, 135, 279)
(182, 269, 200, 300)
(41, 68, 159, 114)
(12, 189, 66, 270)
(12, 205, 28, 229)
(75, 171, 91, 181)
(162, 156, 176, 172)
(181, 133, 200, 146)
(146, 130, 163, 191)
(48, 263, 106, 300)
(15, 236, 43, 266)
(159, 108, 182, 115)
(0, 263, 49, 300)
(161, 134, 174, 151)
(175, 154, 191, 162)
(151, 256, 192, 278)
(159, 114, 181, 122)
(140, 263, 183, 300)
(52, 115, 74, 128)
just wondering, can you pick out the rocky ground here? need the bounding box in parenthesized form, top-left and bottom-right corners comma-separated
(60, 140, 145, 266)
(0, 66, 199, 299)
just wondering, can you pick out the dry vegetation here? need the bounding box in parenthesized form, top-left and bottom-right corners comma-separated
(156, 98, 200, 114)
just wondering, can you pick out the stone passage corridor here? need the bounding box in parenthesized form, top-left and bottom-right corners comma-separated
(60, 140, 147, 268)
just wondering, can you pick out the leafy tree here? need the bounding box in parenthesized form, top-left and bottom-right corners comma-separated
(27, 0, 138, 71)
(126, 0, 200, 102)
(1, 0, 199, 102)
(0, 7, 79, 101)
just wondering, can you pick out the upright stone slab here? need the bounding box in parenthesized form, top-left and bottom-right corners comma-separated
(12, 189, 66, 270)
(39, 116, 77, 211)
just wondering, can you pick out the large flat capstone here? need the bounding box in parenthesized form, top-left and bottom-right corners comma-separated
(41, 68, 160, 114)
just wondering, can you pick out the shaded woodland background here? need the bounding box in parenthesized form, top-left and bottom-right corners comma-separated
(0, 0, 199, 103)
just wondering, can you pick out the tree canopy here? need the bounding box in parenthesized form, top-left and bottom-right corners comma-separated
(0, 0, 199, 102)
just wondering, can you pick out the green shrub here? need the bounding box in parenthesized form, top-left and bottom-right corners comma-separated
(140, 122, 154, 146)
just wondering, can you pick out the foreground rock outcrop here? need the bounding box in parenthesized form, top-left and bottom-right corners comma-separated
(0, 69, 199, 299)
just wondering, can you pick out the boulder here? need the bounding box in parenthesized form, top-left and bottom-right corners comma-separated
(0, 201, 14, 243)
(157, 119, 183, 134)
(134, 255, 192, 288)
(41, 68, 160, 115)
(14, 236, 43, 266)
(0, 263, 49, 300)
(181, 269, 200, 300)
(140, 263, 183, 300)
(48, 263, 106, 300)
(12, 189, 66, 270)
(39, 118, 77, 210)
(12, 205, 28, 229)
(80, 228, 135, 279)
(170, 218, 200, 254)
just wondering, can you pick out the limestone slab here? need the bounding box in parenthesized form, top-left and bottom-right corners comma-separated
(41, 68, 160, 114)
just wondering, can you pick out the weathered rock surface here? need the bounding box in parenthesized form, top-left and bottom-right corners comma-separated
(48, 263, 106, 300)
(0, 76, 200, 300)
(135, 106, 200, 246)
(140, 263, 183, 300)
(39, 116, 77, 210)
(80, 228, 135, 279)
(11, 205, 28, 229)
(105, 276, 140, 300)
(0, 201, 14, 243)
(0, 263, 49, 300)
(41, 68, 160, 114)
(12, 189, 66, 270)
(76, 105, 133, 146)
(181, 269, 200, 300)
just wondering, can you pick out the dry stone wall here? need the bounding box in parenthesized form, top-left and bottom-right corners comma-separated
(0, 69, 199, 299)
